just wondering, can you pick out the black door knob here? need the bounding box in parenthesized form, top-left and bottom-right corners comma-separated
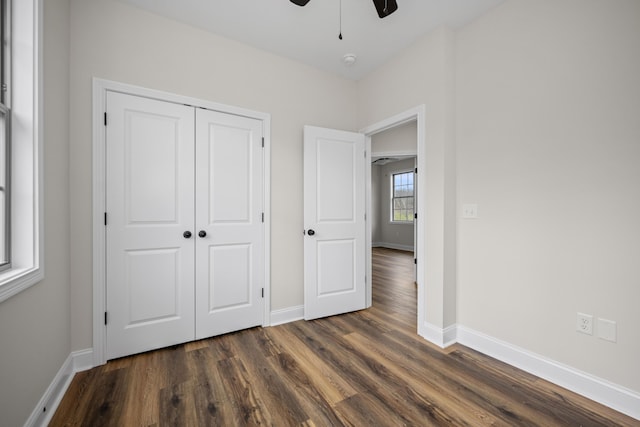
(183, 231, 192, 238)
(307, 229, 315, 236)
(198, 230, 207, 238)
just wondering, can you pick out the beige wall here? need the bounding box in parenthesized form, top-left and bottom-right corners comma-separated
(371, 164, 381, 242)
(69, 0, 358, 349)
(456, 0, 640, 392)
(371, 120, 417, 155)
(360, 0, 640, 395)
(0, 0, 71, 425)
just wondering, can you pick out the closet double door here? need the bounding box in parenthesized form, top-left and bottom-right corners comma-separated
(105, 92, 264, 360)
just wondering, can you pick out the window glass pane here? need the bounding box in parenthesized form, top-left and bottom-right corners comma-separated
(391, 171, 415, 223)
(0, 110, 6, 264)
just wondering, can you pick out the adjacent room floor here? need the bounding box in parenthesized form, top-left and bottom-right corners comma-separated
(49, 248, 637, 426)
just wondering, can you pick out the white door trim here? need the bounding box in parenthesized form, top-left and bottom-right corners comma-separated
(360, 105, 426, 330)
(92, 78, 271, 366)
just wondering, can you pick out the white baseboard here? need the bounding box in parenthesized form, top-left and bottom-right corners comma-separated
(25, 349, 94, 427)
(419, 321, 457, 348)
(270, 305, 304, 326)
(72, 348, 94, 373)
(372, 242, 414, 252)
(456, 325, 640, 421)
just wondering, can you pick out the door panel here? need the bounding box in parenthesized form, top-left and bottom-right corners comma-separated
(317, 139, 357, 221)
(317, 239, 356, 295)
(304, 126, 366, 320)
(195, 109, 264, 339)
(126, 248, 181, 323)
(208, 126, 252, 223)
(106, 92, 195, 360)
(127, 114, 180, 223)
(208, 244, 252, 310)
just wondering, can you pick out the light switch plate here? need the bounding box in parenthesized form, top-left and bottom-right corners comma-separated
(597, 318, 617, 342)
(462, 204, 478, 219)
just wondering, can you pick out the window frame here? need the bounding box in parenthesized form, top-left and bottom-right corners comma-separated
(390, 170, 415, 224)
(0, 0, 43, 303)
(0, 103, 10, 272)
(0, 0, 11, 271)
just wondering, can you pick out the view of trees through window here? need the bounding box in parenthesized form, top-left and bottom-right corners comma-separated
(392, 171, 414, 222)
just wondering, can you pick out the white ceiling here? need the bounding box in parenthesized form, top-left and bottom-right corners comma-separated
(118, 0, 504, 80)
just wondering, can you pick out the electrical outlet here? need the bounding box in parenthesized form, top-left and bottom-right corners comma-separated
(577, 313, 593, 335)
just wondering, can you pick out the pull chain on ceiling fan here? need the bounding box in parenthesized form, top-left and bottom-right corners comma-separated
(339, 0, 342, 40)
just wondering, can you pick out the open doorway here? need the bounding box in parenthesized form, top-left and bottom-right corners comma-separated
(369, 120, 418, 306)
(362, 105, 425, 337)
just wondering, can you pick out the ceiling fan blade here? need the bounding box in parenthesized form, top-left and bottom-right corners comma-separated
(290, 0, 311, 6)
(372, 0, 398, 18)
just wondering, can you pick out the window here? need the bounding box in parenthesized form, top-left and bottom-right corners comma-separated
(0, 0, 10, 270)
(0, 0, 43, 302)
(391, 171, 414, 222)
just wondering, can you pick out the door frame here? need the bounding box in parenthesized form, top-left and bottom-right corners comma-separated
(361, 105, 425, 329)
(91, 78, 272, 366)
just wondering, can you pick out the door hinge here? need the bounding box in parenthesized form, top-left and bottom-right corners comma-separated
(415, 167, 417, 173)
(104, 212, 107, 226)
(261, 288, 264, 298)
(261, 212, 264, 223)
(104, 312, 108, 325)
(104, 112, 107, 126)
(414, 212, 417, 219)
(414, 258, 417, 265)
(262, 137, 264, 148)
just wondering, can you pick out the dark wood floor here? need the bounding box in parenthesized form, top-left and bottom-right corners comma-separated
(50, 248, 638, 426)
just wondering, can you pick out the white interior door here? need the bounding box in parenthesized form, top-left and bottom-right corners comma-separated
(303, 125, 366, 320)
(195, 109, 264, 339)
(106, 92, 195, 360)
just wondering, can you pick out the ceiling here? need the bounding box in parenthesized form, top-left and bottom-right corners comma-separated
(118, 0, 504, 80)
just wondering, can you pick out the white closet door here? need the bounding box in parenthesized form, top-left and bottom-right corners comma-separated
(194, 109, 264, 339)
(106, 92, 195, 360)
(303, 125, 366, 320)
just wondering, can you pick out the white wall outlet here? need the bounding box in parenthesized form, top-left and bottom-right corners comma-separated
(462, 204, 478, 219)
(597, 318, 617, 342)
(576, 313, 593, 335)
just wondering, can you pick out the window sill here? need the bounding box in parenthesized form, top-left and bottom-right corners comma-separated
(0, 266, 43, 303)
(389, 221, 415, 226)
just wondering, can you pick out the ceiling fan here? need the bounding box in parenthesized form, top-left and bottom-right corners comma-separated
(290, 0, 398, 19)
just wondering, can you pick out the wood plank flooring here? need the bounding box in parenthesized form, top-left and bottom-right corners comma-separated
(49, 248, 638, 426)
